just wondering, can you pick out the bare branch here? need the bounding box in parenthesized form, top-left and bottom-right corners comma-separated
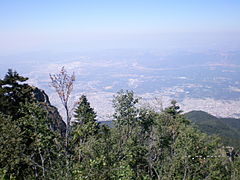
(49, 66, 75, 149)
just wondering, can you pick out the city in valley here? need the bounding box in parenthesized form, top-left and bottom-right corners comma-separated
(1, 49, 240, 120)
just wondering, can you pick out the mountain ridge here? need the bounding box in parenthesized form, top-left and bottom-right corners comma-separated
(185, 110, 240, 148)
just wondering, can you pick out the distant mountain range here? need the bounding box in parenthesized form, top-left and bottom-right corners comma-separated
(101, 110, 240, 148)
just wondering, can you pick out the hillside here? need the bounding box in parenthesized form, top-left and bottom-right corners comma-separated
(185, 111, 240, 148)
(101, 111, 240, 148)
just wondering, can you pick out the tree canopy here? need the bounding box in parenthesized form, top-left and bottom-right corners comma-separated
(0, 70, 239, 179)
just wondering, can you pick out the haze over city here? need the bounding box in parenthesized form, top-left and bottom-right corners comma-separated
(1, 1, 240, 179)
(1, 0, 240, 119)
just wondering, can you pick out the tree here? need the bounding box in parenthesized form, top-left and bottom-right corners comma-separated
(0, 70, 66, 179)
(17, 102, 63, 179)
(49, 67, 75, 148)
(71, 95, 99, 161)
(0, 69, 33, 119)
(164, 100, 183, 118)
(112, 90, 139, 140)
(145, 102, 233, 179)
(0, 113, 23, 179)
(111, 90, 152, 178)
(0, 102, 64, 179)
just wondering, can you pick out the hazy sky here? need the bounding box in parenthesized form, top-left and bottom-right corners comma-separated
(0, 0, 240, 54)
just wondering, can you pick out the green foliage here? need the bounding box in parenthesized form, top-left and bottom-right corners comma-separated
(0, 69, 33, 119)
(71, 95, 99, 151)
(70, 95, 101, 178)
(18, 102, 64, 177)
(0, 102, 66, 179)
(71, 131, 114, 179)
(186, 110, 240, 148)
(1, 70, 239, 179)
(164, 100, 183, 118)
(0, 113, 24, 179)
(113, 90, 139, 127)
(0, 70, 65, 179)
(147, 109, 234, 179)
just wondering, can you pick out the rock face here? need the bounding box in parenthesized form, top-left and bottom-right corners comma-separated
(33, 87, 66, 137)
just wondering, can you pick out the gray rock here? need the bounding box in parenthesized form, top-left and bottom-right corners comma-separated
(33, 87, 66, 137)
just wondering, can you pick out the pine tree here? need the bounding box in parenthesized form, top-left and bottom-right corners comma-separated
(0, 69, 33, 119)
(71, 95, 99, 148)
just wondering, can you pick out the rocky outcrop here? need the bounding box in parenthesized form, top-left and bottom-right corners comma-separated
(33, 87, 66, 137)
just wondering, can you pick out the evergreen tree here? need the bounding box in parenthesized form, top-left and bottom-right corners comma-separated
(0, 69, 33, 119)
(74, 95, 97, 125)
(70, 95, 99, 162)
(72, 95, 99, 142)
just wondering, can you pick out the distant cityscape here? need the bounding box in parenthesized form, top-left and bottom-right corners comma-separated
(1, 49, 240, 120)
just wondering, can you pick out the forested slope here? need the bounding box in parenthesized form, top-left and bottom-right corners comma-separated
(185, 110, 240, 148)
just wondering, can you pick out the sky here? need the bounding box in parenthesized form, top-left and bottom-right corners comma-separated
(0, 0, 240, 54)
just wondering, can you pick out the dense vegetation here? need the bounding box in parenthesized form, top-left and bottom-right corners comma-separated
(186, 111, 240, 149)
(0, 69, 239, 179)
(102, 110, 240, 149)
